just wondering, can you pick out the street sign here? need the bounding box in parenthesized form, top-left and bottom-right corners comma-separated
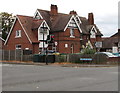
(95, 42, 102, 48)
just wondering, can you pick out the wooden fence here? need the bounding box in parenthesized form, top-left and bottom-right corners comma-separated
(0, 50, 119, 64)
(1, 50, 33, 62)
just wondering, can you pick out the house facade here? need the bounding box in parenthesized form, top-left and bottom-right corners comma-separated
(4, 4, 102, 54)
(101, 29, 120, 53)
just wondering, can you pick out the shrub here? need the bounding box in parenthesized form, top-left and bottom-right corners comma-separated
(81, 45, 96, 54)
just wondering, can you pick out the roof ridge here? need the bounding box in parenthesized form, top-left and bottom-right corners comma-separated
(17, 15, 33, 18)
(38, 9, 73, 16)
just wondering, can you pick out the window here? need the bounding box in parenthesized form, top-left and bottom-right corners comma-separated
(16, 44, 21, 50)
(70, 28, 74, 37)
(16, 30, 21, 37)
(65, 44, 68, 48)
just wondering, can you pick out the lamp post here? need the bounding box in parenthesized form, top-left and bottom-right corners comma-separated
(41, 22, 48, 65)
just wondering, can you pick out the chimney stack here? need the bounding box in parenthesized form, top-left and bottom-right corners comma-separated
(69, 10, 77, 15)
(88, 13, 94, 25)
(50, 4, 58, 15)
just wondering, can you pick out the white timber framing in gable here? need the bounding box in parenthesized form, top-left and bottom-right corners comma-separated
(34, 9, 43, 19)
(64, 15, 82, 33)
(91, 26, 97, 33)
(38, 20, 50, 41)
(75, 15, 82, 24)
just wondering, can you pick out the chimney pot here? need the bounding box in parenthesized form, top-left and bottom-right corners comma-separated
(69, 10, 77, 15)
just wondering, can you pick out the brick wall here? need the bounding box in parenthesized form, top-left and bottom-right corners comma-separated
(4, 19, 39, 54)
(53, 28, 81, 53)
(96, 36, 102, 41)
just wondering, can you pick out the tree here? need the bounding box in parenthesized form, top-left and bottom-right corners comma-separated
(0, 12, 14, 40)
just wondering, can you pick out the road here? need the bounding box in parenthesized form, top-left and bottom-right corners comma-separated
(2, 64, 118, 91)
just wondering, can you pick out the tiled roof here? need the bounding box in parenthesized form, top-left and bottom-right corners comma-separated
(38, 9, 72, 32)
(102, 31, 119, 49)
(17, 15, 43, 43)
(16, 9, 102, 44)
(79, 17, 102, 36)
(102, 37, 118, 48)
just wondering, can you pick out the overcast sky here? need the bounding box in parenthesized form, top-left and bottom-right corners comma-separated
(1, 0, 119, 37)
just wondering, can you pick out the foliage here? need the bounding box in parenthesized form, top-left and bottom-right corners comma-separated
(0, 12, 14, 40)
(81, 44, 96, 54)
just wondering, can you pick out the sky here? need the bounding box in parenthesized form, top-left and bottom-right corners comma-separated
(1, 0, 119, 37)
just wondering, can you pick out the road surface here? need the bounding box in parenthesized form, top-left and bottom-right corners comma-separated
(2, 64, 118, 91)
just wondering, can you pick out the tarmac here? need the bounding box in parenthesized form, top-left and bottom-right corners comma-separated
(0, 61, 118, 67)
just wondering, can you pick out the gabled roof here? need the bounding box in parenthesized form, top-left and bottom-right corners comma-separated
(37, 9, 72, 32)
(37, 9, 51, 28)
(110, 32, 118, 38)
(79, 17, 103, 36)
(93, 24, 103, 36)
(37, 9, 102, 36)
(17, 15, 42, 43)
(5, 15, 47, 45)
(51, 14, 72, 31)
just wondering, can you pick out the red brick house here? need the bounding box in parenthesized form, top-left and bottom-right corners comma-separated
(101, 29, 120, 53)
(4, 4, 102, 54)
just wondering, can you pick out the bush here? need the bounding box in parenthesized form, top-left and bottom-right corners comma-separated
(81, 45, 96, 54)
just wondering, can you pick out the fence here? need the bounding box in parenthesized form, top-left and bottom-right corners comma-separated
(55, 54, 118, 64)
(0, 49, 119, 64)
(55, 54, 94, 63)
(1, 50, 33, 62)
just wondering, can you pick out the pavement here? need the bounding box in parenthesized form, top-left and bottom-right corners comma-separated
(0, 61, 118, 67)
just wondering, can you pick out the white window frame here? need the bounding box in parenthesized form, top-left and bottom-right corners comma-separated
(15, 30, 21, 38)
(65, 44, 68, 48)
(70, 28, 75, 38)
(15, 44, 21, 50)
